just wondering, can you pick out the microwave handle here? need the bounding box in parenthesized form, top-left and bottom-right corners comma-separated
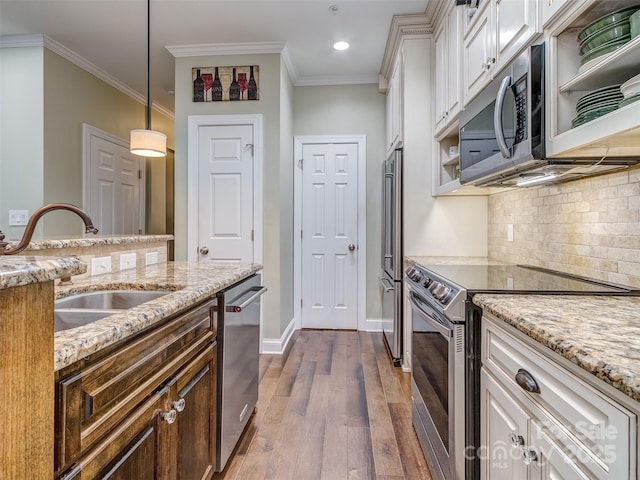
(494, 75, 513, 159)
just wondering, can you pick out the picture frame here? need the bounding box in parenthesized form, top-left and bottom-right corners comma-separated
(192, 65, 259, 102)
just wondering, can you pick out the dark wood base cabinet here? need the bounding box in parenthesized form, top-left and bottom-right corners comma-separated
(55, 299, 218, 480)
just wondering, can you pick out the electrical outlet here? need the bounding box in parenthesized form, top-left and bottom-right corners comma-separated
(9, 210, 29, 226)
(120, 253, 136, 271)
(507, 224, 514, 242)
(145, 252, 158, 265)
(91, 256, 112, 275)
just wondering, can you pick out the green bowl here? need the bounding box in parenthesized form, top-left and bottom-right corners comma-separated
(631, 10, 640, 38)
(578, 5, 640, 41)
(579, 22, 631, 55)
(581, 37, 631, 63)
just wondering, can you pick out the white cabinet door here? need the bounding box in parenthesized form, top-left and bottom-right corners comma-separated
(434, 19, 448, 132)
(435, 4, 462, 135)
(539, 0, 571, 28)
(463, 3, 493, 106)
(386, 56, 402, 153)
(494, 0, 538, 68)
(481, 369, 529, 480)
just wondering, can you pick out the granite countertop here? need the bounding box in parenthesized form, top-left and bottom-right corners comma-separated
(0, 256, 86, 290)
(54, 261, 261, 371)
(11, 234, 173, 251)
(473, 294, 640, 403)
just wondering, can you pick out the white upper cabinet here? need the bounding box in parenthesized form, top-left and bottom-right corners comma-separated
(539, 0, 572, 28)
(463, 0, 494, 105)
(386, 54, 403, 154)
(494, 0, 539, 67)
(434, 2, 462, 135)
(463, 0, 540, 106)
(545, 0, 640, 158)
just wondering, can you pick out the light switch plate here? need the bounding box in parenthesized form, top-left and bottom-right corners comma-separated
(9, 210, 29, 226)
(145, 252, 158, 265)
(91, 256, 112, 275)
(120, 253, 136, 271)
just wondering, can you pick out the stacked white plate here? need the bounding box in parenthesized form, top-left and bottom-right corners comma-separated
(620, 73, 640, 108)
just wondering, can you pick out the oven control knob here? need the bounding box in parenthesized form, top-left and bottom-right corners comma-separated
(423, 278, 433, 289)
(440, 287, 453, 303)
(431, 283, 446, 299)
(407, 267, 425, 283)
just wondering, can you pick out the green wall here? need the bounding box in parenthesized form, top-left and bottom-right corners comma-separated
(292, 83, 386, 320)
(0, 41, 174, 238)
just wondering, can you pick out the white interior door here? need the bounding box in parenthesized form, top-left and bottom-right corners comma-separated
(84, 125, 144, 235)
(197, 124, 254, 263)
(301, 142, 359, 330)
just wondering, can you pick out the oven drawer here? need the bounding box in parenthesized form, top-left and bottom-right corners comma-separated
(482, 313, 635, 479)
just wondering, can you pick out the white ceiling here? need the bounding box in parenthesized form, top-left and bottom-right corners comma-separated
(0, 0, 428, 114)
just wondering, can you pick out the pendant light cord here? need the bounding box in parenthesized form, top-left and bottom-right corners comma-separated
(146, 0, 151, 130)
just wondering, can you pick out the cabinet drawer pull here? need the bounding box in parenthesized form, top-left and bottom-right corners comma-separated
(162, 409, 177, 424)
(509, 432, 524, 447)
(523, 449, 538, 465)
(172, 398, 186, 412)
(515, 368, 540, 393)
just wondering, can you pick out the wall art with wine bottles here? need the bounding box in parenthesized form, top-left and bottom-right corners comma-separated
(192, 65, 259, 102)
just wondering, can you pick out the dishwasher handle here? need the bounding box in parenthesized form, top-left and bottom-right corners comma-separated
(226, 286, 268, 313)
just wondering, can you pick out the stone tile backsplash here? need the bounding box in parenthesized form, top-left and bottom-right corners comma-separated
(488, 166, 640, 288)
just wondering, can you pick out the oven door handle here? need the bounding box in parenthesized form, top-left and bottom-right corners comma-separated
(409, 292, 453, 338)
(226, 286, 268, 313)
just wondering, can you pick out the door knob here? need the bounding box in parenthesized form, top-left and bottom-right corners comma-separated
(199, 246, 209, 255)
(348, 244, 356, 252)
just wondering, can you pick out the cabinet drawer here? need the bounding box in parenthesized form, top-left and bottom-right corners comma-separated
(55, 300, 216, 472)
(482, 315, 635, 478)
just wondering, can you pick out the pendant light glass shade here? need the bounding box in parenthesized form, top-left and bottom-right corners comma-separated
(130, 129, 167, 157)
(130, 0, 167, 158)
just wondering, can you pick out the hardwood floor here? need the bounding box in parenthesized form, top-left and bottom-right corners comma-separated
(214, 330, 432, 480)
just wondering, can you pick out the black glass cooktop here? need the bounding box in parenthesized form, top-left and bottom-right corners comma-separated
(421, 263, 630, 294)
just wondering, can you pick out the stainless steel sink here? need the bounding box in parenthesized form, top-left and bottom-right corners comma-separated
(54, 290, 171, 332)
(55, 290, 170, 310)
(54, 310, 115, 332)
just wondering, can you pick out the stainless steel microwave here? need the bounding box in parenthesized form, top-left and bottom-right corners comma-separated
(459, 43, 639, 187)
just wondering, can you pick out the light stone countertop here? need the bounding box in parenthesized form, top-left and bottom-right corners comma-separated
(10, 234, 173, 251)
(54, 261, 261, 372)
(0, 256, 86, 290)
(473, 294, 640, 403)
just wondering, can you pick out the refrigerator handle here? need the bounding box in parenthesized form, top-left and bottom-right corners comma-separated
(378, 276, 395, 293)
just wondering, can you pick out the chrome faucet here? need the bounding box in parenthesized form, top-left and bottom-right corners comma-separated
(0, 203, 99, 255)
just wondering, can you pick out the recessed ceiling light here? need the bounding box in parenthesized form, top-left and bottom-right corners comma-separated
(333, 41, 350, 51)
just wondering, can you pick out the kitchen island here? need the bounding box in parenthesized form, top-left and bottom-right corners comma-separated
(0, 254, 261, 478)
(54, 260, 261, 371)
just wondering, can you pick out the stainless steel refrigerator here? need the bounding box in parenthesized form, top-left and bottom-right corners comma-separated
(379, 148, 403, 366)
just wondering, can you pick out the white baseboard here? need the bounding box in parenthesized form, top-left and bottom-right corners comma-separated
(360, 317, 391, 332)
(261, 318, 296, 354)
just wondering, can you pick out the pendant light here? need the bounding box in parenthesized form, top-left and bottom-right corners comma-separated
(130, 0, 167, 157)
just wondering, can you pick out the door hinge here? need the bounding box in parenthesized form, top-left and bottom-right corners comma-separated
(300, 230, 303, 239)
(138, 169, 142, 179)
(251, 229, 254, 242)
(245, 144, 254, 156)
(301, 298, 303, 308)
(297, 158, 303, 169)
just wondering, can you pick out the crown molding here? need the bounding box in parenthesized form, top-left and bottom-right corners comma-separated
(0, 33, 45, 48)
(379, 13, 432, 86)
(1, 34, 174, 120)
(293, 74, 378, 87)
(166, 41, 287, 57)
(280, 44, 297, 84)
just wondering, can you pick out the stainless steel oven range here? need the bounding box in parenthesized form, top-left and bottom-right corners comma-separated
(405, 260, 633, 480)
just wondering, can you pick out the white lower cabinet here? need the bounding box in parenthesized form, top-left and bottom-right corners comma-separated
(481, 313, 637, 480)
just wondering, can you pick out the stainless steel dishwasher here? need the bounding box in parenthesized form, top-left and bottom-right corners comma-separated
(216, 273, 266, 471)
